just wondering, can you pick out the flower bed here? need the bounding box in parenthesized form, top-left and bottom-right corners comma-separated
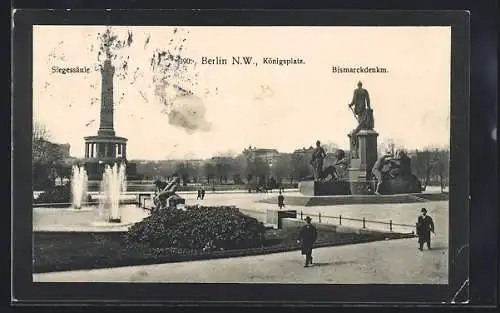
(126, 205, 266, 251)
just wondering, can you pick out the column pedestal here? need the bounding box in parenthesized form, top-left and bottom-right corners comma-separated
(348, 129, 379, 195)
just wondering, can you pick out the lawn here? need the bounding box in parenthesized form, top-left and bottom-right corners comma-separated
(33, 228, 414, 273)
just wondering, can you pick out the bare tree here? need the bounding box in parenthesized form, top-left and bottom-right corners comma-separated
(32, 121, 53, 167)
(32, 121, 66, 188)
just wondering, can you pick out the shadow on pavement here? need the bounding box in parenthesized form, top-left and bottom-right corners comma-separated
(427, 246, 448, 252)
(310, 260, 357, 267)
(310, 262, 332, 267)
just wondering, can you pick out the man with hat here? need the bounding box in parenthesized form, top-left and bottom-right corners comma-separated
(416, 208, 435, 251)
(297, 216, 318, 267)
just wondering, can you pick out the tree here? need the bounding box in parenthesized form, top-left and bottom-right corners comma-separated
(210, 157, 233, 184)
(175, 162, 190, 186)
(245, 157, 270, 185)
(411, 148, 449, 191)
(32, 121, 67, 189)
(203, 162, 215, 184)
(290, 153, 312, 182)
(232, 154, 248, 183)
(272, 154, 292, 183)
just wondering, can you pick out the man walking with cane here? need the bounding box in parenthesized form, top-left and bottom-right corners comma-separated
(297, 216, 318, 267)
(416, 208, 435, 251)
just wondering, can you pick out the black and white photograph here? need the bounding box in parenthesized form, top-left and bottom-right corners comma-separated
(28, 24, 455, 286)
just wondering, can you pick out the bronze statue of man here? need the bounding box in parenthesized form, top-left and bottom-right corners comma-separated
(310, 140, 327, 181)
(348, 81, 375, 158)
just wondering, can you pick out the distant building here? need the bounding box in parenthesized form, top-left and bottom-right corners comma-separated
(186, 159, 205, 167)
(243, 146, 280, 167)
(293, 146, 315, 155)
(292, 146, 346, 166)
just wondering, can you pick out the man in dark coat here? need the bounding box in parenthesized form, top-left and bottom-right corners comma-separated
(297, 216, 318, 267)
(416, 208, 435, 250)
(277, 191, 285, 209)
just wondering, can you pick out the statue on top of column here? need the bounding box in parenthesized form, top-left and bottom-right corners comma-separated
(348, 81, 375, 158)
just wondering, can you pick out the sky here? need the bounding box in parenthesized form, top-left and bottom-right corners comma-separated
(33, 26, 451, 160)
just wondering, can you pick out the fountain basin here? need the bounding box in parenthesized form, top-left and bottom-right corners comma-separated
(33, 204, 150, 233)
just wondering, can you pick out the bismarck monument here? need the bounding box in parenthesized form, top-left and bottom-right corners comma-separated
(346, 81, 378, 195)
(299, 81, 422, 196)
(82, 57, 137, 180)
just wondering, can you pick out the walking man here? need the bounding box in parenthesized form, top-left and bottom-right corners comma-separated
(297, 216, 318, 267)
(416, 208, 435, 250)
(201, 188, 206, 200)
(278, 191, 285, 209)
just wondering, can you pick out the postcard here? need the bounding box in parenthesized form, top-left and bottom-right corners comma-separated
(28, 24, 455, 286)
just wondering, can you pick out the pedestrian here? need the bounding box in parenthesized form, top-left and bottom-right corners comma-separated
(201, 188, 206, 200)
(278, 191, 285, 209)
(416, 208, 435, 250)
(197, 188, 201, 200)
(297, 216, 318, 267)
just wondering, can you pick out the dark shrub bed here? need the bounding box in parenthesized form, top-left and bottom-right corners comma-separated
(34, 184, 95, 204)
(34, 185, 72, 204)
(126, 206, 266, 251)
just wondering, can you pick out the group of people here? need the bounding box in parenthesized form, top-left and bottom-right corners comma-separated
(196, 188, 206, 200)
(296, 208, 436, 267)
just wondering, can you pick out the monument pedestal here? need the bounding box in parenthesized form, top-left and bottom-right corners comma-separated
(84, 159, 137, 181)
(298, 180, 351, 196)
(348, 129, 379, 195)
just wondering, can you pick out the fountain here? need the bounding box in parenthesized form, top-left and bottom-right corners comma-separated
(99, 163, 127, 223)
(71, 165, 88, 209)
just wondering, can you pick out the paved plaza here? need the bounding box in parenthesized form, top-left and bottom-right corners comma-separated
(33, 190, 448, 284)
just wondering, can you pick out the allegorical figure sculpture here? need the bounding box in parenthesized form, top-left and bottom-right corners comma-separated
(153, 175, 181, 209)
(310, 140, 327, 181)
(371, 149, 421, 194)
(333, 149, 349, 180)
(371, 150, 393, 194)
(348, 81, 375, 158)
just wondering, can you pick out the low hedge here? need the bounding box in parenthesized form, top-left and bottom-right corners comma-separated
(33, 229, 415, 273)
(126, 206, 266, 251)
